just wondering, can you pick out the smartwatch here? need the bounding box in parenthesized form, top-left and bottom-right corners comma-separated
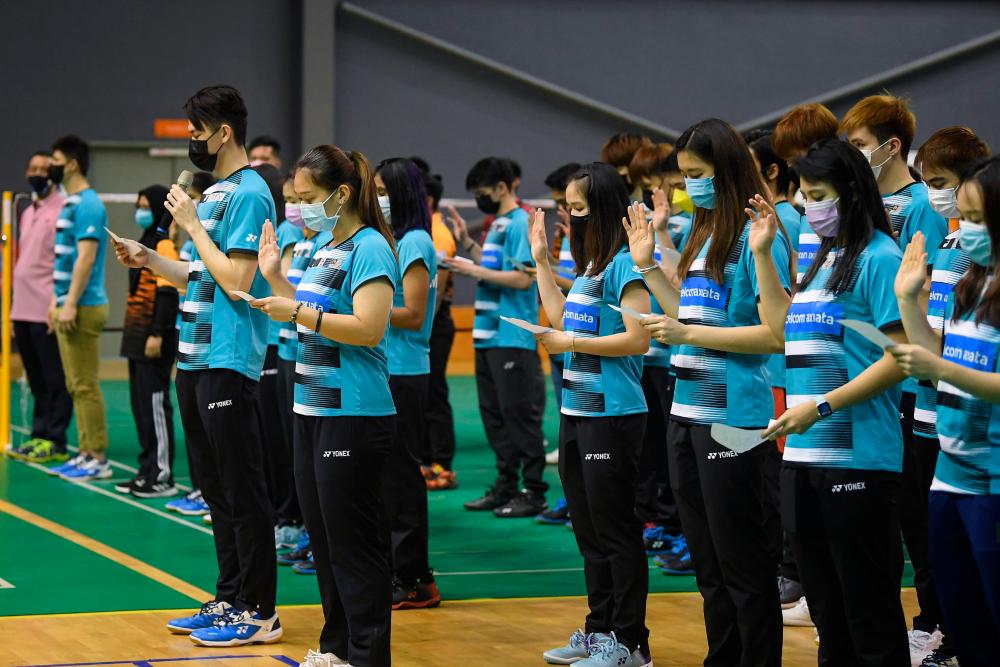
(815, 395, 833, 419)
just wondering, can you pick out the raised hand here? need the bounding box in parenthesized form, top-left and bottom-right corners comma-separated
(651, 187, 670, 232)
(258, 220, 282, 281)
(445, 205, 470, 246)
(895, 232, 928, 302)
(622, 202, 655, 268)
(746, 194, 778, 256)
(529, 209, 550, 266)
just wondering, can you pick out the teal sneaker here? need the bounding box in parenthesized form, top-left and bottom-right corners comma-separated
(576, 632, 652, 667)
(543, 630, 610, 664)
(189, 609, 282, 647)
(47, 454, 88, 476)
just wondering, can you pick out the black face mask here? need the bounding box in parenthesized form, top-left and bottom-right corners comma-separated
(28, 175, 50, 196)
(642, 189, 655, 209)
(48, 164, 64, 185)
(188, 127, 222, 172)
(475, 193, 501, 215)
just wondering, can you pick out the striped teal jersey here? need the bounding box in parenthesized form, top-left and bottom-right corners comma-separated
(767, 201, 804, 389)
(783, 231, 904, 472)
(53, 188, 108, 307)
(278, 230, 332, 363)
(472, 207, 537, 350)
(557, 234, 576, 282)
(387, 228, 437, 376)
(914, 232, 971, 440)
(883, 181, 948, 395)
(670, 222, 791, 427)
(293, 226, 398, 417)
(561, 247, 647, 417)
(176, 239, 194, 331)
(644, 213, 693, 370)
(933, 292, 1000, 494)
(883, 182, 948, 262)
(177, 168, 275, 380)
(266, 220, 305, 347)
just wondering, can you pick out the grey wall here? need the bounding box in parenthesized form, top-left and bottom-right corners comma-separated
(0, 0, 302, 190)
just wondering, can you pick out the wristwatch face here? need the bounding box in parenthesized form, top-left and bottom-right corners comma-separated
(818, 402, 833, 418)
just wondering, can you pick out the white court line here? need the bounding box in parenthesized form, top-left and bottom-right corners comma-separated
(0, 577, 14, 589)
(11, 457, 214, 536)
(11, 425, 192, 493)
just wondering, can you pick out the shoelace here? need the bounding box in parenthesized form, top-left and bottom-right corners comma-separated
(567, 629, 586, 649)
(588, 632, 626, 659)
(198, 600, 226, 616)
(214, 609, 250, 627)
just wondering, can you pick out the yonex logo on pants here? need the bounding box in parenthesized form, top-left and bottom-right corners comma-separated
(707, 451, 739, 460)
(503, 362, 515, 370)
(832, 482, 866, 493)
(323, 450, 350, 458)
(207, 399, 233, 410)
(584, 453, 611, 461)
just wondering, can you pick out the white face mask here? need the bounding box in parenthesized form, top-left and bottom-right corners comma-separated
(860, 138, 894, 180)
(927, 187, 960, 218)
(378, 194, 391, 223)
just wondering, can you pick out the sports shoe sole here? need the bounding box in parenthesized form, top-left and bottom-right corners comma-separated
(536, 517, 571, 525)
(541, 651, 587, 664)
(132, 487, 179, 499)
(166, 623, 199, 635)
(392, 595, 441, 611)
(172, 506, 210, 516)
(189, 627, 283, 647)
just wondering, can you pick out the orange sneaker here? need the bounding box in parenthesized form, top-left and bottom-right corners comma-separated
(420, 465, 435, 481)
(392, 579, 442, 610)
(427, 464, 458, 490)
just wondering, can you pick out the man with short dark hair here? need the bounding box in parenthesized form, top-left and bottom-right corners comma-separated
(44, 135, 110, 480)
(110, 85, 279, 647)
(248, 135, 281, 169)
(447, 157, 548, 518)
(7, 151, 73, 464)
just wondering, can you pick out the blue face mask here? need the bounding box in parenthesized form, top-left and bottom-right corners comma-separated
(684, 176, 716, 210)
(301, 191, 343, 233)
(959, 219, 993, 266)
(135, 208, 155, 230)
(378, 194, 391, 223)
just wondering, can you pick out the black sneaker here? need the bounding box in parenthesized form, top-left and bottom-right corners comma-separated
(778, 576, 805, 609)
(494, 490, 546, 518)
(919, 649, 958, 667)
(463, 487, 513, 511)
(114, 476, 141, 494)
(277, 544, 311, 566)
(130, 477, 178, 499)
(391, 576, 442, 610)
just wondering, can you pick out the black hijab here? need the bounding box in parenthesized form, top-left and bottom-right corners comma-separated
(129, 185, 170, 294)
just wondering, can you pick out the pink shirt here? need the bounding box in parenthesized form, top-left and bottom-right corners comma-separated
(12, 192, 65, 323)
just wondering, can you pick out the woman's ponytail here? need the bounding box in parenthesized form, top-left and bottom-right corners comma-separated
(350, 150, 396, 252)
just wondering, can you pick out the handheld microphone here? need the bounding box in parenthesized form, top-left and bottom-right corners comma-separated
(158, 169, 194, 236)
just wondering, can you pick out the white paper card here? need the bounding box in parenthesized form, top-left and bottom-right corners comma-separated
(229, 290, 256, 302)
(444, 255, 474, 265)
(500, 316, 556, 335)
(710, 423, 769, 454)
(608, 303, 652, 320)
(839, 319, 896, 349)
(512, 259, 534, 272)
(104, 226, 124, 243)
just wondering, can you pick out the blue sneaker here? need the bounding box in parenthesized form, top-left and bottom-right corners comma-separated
(543, 629, 610, 664)
(275, 524, 305, 550)
(576, 632, 652, 667)
(278, 538, 311, 567)
(643, 525, 680, 555)
(536, 498, 571, 525)
(166, 490, 210, 516)
(167, 600, 232, 634)
(654, 536, 694, 575)
(189, 609, 282, 647)
(47, 454, 88, 476)
(61, 457, 112, 481)
(292, 554, 316, 575)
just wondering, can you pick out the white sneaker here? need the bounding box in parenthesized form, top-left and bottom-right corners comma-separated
(909, 628, 943, 666)
(782, 596, 814, 627)
(545, 449, 559, 465)
(299, 648, 349, 667)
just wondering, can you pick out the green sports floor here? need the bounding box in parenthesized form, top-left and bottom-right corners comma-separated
(4, 375, 818, 618)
